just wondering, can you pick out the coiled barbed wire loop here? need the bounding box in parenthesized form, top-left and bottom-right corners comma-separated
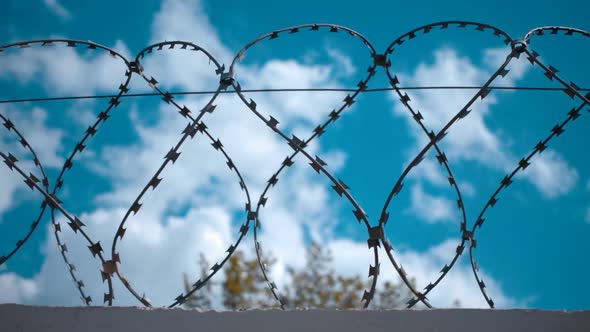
(379, 21, 514, 308)
(229, 24, 381, 308)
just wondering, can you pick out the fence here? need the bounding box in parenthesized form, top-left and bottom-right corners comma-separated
(0, 21, 589, 309)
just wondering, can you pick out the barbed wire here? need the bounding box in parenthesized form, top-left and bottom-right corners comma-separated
(0, 21, 587, 309)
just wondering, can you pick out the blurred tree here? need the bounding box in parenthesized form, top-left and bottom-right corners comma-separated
(182, 252, 213, 310)
(222, 250, 255, 310)
(221, 250, 278, 310)
(372, 280, 408, 310)
(285, 242, 411, 309)
(182, 242, 453, 310)
(285, 242, 366, 309)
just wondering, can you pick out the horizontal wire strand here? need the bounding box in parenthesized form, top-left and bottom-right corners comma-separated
(1, 86, 589, 104)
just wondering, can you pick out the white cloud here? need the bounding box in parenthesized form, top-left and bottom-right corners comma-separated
(391, 46, 578, 222)
(0, 203, 234, 306)
(139, 0, 234, 94)
(0, 104, 66, 302)
(328, 238, 518, 308)
(483, 47, 528, 85)
(43, 0, 71, 21)
(408, 158, 447, 186)
(517, 149, 579, 199)
(0, 166, 21, 218)
(0, 272, 38, 303)
(458, 181, 476, 197)
(26, 205, 234, 306)
(66, 102, 100, 129)
(150, 0, 230, 60)
(395, 239, 518, 308)
(238, 60, 348, 131)
(0, 40, 131, 96)
(393, 48, 509, 168)
(407, 184, 456, 224)
(0, 37, 131, 219)
(0, 106, 65, 168)
(0, 105, 65, 216)
(144, 1, 350, 130)
(326, 47, 357, 77)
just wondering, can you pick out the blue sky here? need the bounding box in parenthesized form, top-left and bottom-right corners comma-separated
(0, 0, 589, 309)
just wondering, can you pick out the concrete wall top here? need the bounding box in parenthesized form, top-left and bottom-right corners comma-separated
(1, 304, 589, 332)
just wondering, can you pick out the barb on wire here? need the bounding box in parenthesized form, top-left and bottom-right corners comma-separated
(0, 22, 587, 310)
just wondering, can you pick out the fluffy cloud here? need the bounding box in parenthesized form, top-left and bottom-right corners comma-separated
(393, 48, 511, 167)
(150, 0, 230, 59)
(0, 40, 131, 96)
(0, 272, 38, 303)
(517, 149, 579, 199)
(483, 47, 528, 85)
(0, 105, 65, 216)
(0, 166, 20, 218)
(0, 104, 66, 301)
(25, 206, 235, 306)
(391, 47, 578, 224)
(328, 238, 518, 308)
(407, 183, 457, 224)
(0, 106, 65, 168)
(43, 0, 71, 21)
(0, 22, 131, 222)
